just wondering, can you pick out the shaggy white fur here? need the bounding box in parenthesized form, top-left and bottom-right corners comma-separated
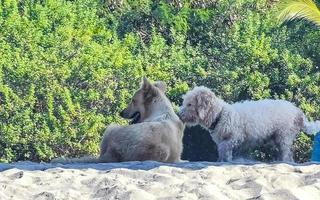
(178, 86, 320, 162)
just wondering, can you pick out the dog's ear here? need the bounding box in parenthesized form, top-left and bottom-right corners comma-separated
(142, 76, 152, 91)
(154, 81, 167, 93)
(141, 76, 157, 101)
(197, 94, 209, 120)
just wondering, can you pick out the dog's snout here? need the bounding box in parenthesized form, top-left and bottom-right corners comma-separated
(119, 110, 126, 118)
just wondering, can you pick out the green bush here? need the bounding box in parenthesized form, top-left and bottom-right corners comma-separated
(0, 0, 319, 162)
(293, 133, 313, 163)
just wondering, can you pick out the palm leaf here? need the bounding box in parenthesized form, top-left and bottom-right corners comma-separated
(277, 0, 320, 26)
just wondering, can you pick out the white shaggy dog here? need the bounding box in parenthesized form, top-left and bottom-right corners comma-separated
(52, 77, 185, 163)
(178, 86, 320, 162)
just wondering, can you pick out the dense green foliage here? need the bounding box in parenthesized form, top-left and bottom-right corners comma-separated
(0, 0, 319, 162)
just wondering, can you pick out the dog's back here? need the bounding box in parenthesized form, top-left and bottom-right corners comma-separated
(100, 118, 184, 162)
(232, 99, 303, 143)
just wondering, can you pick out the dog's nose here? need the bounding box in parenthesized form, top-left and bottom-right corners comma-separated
(119, 110, 125, 118)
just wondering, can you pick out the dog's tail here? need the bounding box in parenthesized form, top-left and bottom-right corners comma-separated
(303, 117, 320, 135)
(50, 155, 99, 164)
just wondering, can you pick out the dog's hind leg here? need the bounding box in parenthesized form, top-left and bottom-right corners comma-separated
(99, 146, 121, 163)
(275, 130, 297, 162)
(279, 144, 294, 162)
(134, 143, 170, 162)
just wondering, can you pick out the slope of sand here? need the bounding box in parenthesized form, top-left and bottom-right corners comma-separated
(0, 161, 320, 200)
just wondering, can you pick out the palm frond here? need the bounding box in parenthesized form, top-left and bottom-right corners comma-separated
(277, 0, 320, 26)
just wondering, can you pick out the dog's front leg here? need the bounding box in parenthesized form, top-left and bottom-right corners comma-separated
(217, 140, 233, 162)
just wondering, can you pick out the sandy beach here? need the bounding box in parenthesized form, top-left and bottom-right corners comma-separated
(0, 161, 319, 200)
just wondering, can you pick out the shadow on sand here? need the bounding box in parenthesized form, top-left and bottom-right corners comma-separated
(0, 160, 319, 172)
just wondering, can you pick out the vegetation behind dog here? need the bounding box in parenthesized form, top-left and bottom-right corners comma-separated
(0, 0, 319, 162)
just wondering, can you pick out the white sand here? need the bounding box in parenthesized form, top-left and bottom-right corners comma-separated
(0, 161, 319, 200)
